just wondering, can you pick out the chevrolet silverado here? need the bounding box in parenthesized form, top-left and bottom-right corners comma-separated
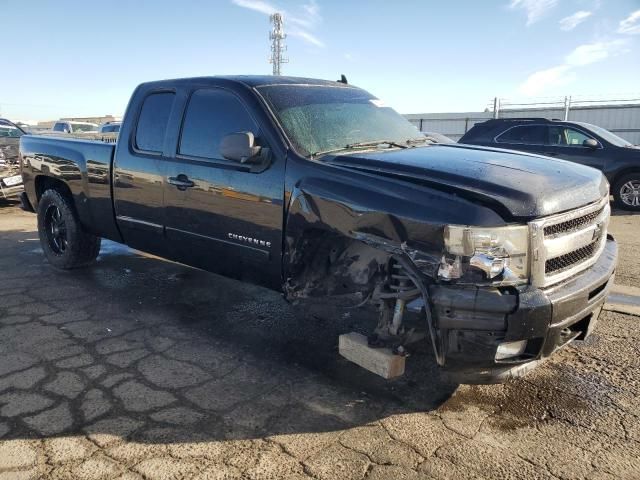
(19, 76, 617, 382)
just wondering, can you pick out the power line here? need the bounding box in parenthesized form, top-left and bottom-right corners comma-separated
(269, 13, 288, 76)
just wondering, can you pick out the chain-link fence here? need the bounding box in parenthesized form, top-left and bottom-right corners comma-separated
(406, 96, 640, 144)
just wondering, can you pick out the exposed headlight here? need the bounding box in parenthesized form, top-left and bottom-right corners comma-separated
(438, 225, 529, 285)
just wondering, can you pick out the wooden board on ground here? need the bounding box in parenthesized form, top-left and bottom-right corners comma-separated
(338, 332, 405, 379)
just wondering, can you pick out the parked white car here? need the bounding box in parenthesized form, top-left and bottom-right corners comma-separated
(52, 121, 99, 134)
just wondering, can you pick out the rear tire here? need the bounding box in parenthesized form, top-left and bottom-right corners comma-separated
(37, 189, 101, 269)
(613, 173, 640, 211)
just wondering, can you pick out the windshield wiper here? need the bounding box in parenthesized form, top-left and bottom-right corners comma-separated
(346, 140, 409, 149)
(310, 140, 410, 158)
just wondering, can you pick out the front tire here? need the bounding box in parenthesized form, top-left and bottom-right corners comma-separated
(37, 189, 101, 269)
(613, 173, 640, 211)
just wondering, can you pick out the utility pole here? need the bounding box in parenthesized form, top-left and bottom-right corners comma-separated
(269, 13, 288, 76)
(563, 95, 572, 121)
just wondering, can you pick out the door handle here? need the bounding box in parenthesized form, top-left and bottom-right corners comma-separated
(168, 175, 195, 190)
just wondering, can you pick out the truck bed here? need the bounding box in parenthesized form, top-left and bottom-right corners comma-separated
(20, 135, 121, 241)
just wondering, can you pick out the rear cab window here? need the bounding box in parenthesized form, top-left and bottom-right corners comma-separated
(178, 88, 259, 160)
(135, 92, 175, 153)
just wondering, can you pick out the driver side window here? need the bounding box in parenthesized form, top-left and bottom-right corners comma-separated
(565, 128, 591, 146)
(179, 89, 260, 161)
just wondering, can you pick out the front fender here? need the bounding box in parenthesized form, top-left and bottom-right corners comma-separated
(281, 151, 511, 289)
(283, 170, 504, 282)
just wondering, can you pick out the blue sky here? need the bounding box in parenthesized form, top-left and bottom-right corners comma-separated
(1, 0, 639, 122)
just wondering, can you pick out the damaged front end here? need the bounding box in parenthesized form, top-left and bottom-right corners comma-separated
(283, 201, 617, 384)
(283, 226, 448, 369)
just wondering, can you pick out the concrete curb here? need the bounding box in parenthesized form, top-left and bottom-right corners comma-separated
(604, 283, 640, 317)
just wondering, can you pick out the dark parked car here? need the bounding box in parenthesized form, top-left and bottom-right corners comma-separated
(459, 118, 640, 210)
(19, 76, 616, 383)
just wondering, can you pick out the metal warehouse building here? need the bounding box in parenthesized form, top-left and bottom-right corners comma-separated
(405, 102, 640, 145)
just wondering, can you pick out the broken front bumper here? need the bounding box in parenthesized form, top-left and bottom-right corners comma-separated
(430, 236, 617, 384)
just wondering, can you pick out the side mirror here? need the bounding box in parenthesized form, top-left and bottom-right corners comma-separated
(583, 138, 599, 149)
(220, 132, 262, 163)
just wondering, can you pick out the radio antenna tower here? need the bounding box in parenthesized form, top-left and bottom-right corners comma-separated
(269, 13, 288, 76)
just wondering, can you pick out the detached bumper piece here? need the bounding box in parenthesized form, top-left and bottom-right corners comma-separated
(434, 237, 617, 384)
(338, 332, 406, 379)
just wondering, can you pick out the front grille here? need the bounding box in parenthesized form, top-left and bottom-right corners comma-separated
(531, 197, 610, 288)
(543, 207, 605, 237)
(545, 241, 598, 274)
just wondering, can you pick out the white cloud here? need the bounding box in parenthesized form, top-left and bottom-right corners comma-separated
(509, 0, 558, 26)
(289, 29, 324, 47)
(565, 40, 628, 66)
(231, 0, 276, 16)
(618, 9, 640, 35)
(518, 65, 576, 96)
(303, 0, 319, 18)
(518, 40, 629, 96)
(559, 10, 592, 31)
(288, 1, 320, 29)
(231, 0, 324, 47)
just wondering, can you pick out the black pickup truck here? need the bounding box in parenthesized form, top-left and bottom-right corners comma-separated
(19, 76, 617, 383)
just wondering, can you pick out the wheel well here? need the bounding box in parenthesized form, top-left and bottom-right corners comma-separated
(284, 228, 391, 300)
(34, 176, 72, 204)
(611, 168, 640, 190)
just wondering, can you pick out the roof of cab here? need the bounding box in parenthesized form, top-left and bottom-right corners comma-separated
(138, 75, 353, 89)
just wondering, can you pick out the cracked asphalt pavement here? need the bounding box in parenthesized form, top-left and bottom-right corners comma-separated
(0, 202, 639, 480)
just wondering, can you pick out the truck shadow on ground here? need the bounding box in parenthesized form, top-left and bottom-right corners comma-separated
(0, 231, 459, 445)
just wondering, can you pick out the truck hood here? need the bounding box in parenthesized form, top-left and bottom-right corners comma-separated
(326, 144, 608, 220)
